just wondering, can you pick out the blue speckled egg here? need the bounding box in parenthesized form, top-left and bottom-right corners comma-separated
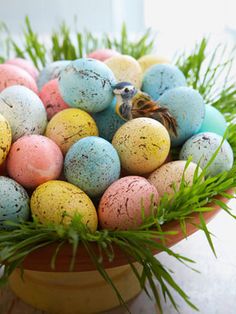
(64, 136, 121, 197)
(0, 176, 30, 230)
(179, 132, 233, 177)
(93, 98, 125, 142)
(142, 64, 186, 100)
(37, 60, 70, 91)
(197, 105, 227, 136)
(58, 58, 116, 113)
(158, 86, 205, 147)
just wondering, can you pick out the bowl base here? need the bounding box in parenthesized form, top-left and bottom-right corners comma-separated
(9, 264, 142, 314)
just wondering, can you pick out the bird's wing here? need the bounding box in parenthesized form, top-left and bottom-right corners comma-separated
(131, 91, 153, 111)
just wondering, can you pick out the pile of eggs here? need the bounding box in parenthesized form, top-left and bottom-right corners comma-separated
(0, 51, 233, 233)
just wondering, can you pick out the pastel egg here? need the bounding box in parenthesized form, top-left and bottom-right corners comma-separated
(5, 58, 39, 80)
(0, 64, 38, 94)
(87, 49, 120, 61)
(31, 180, 97, 232)
(158, 86, 205, 147)
(98, 176, 159, 230)
(138, 55, 170, 73)
(148, 160, 202, 197)
(39, 79, 69, 120)
(105, 55, 142, 89)
(0, 176, 30, 230)
(112, 118, 170, 174)
(0, 114, 12, 165)
(7, 135, 63, 189)
(45, 108, 98, 155)
(93, 98, 125, 142)
(142, 64, 186, 100)
(64, 136, 121, 197)
(0, 85, 47, 141)
(37, 60, 71, 91)
(197, 105, 227, 136)
(59, 58, 116, 112)
(180, 132, 234, 177)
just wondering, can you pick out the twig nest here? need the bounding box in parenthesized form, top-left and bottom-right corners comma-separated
(7, 135, 63, 189)
(5, 58, 39, 80)
(0, 86, 47, 141)
(142, 64, 186, 100)
(0, 114, 11, 166)
(98, 176, 159, 230)
(64, 136, 121, 198)
(180, 132, 234, 177)
(31, 180, 98, 232)
(87, 49, 120, 62)
(112, 118, 170, 175)
(148, 160, 202, 197)
(138, 55, 170, 73)
(45, 108, 98, 155)
(105, 55, 143, 89)
(58, 58, 116, 113)
(0, 64, 38, 94)
(0, 176, 30, 230)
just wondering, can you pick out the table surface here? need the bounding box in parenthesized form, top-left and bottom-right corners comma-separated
(1, 198, 236, 314)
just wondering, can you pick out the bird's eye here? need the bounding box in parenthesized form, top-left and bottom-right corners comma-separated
(124, 88, 129, 93)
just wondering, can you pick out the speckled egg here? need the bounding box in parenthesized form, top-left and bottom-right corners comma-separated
(0, 85, 47, 141)
(87, 49, 120, 61)
(31, 180, 97, 231)
(0, 176, 30, 230)
(105, 55, 142, 89)
(158, 86, 205, 147)
(45, 108, 99, 155)
(0, 64, 38, 94)
(7, 135, 63, 189)
(64, 136, 121, 197)
(39, 79, 69, 120)
(37, 60, 71, 91)
(180, 132, 234, 177)
(5, 58, 39, 80)
(0, 114, 11, 165)
(112, 118, 170, 174)
(138, 55, 170, 73)
(142, 64, 186, 100)
(93, 98, 125, 142)
(148, 160, 202, 197)
(98, 176, 159, 230)
(197, 105, 227, 136)
(59, 58, 116, 112)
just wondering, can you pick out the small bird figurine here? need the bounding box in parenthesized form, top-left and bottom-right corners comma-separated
(113, 82, 178, 136)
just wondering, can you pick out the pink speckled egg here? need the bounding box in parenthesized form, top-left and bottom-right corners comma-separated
(0, 64, 38, 94)
(5, 58, 39, 80)
(39, 79, 69, 120)
(98, 176, 159, 230)
(7, 135, 63, 189)
(87, 49, 120, 62)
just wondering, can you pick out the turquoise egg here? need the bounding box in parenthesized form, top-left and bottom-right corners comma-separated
(142, 64, 186, 100)
(158, 86, 205, 147)
(197, 105, 227, 136)
(64, 136, 120, 197)
(93, 98, 125, 142)
(180, 132, 233, 177)
(0, 176, 30, 230)
(58, 58, 116, 113)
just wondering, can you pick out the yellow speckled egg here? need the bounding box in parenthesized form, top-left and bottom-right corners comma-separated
(105, 55, 142, 89)
(112, 118, 170, 174)
(138, 55, 170, 73)
(31, 180, 98, 232)
(0, 113, 12, 165)
(45, 108, 99, 155)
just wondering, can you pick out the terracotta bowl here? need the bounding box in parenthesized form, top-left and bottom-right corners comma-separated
(22, 188, 235, 272)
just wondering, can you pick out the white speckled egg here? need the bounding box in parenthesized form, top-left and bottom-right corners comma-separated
(112, 118, 170, 175)
(105, 55, 143, 89)
(0, 85, 47, 141)
(0, 176, 30, 230)
(180, 132, 234, 177)
(148, 160, 202, 197)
